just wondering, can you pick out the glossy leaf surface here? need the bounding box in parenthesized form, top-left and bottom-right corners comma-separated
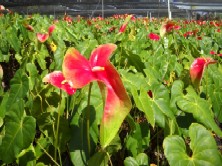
(163, 123, 222, 166)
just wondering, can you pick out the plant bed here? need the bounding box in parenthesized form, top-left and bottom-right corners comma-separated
(0, 12, 222, 166)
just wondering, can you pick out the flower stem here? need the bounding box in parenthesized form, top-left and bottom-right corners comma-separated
(37, 142, 60, 166)
(54, 90, 62, 164)
(86, 82, 93, 155)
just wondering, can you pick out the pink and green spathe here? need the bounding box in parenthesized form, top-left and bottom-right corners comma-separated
(190, 57, 216, 89)
(43, 43, 132, 148)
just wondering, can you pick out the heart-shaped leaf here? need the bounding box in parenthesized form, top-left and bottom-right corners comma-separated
(0, 100, 36, 163)
(163, 123, 222, 166)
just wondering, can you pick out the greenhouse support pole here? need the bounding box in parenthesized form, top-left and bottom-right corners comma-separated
(168, 0, 172, 20)
(102, 0, 104, 18)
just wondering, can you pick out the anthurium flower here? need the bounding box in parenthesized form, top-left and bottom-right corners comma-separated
(119, 15, 133, 33)
(119, 24, 127, 33)
(48, 24, 55, 36)
(37, 25, 55, 43)
(43, 71, 76, 95)
(210, 50, 216, 55)
(190, 57, 216, 89)
(148, 33, 160, 41)
(37, 33, 49, 43)
(160, 20, 181, 37)
(24, 24, 34, 31)
(44, 44, 132, 148)
(63, 13, 73, 24)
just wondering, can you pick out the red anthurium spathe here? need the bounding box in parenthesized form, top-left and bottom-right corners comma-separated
(118, 14, 133, 33)
(48, 24, 55, 36)
(44, 44, 132, 148)
(148, 33, 160, 41)
(43, 71, 76, 95)
(190, 57, 216, 89)
(37, 25, 55, 43)
(37, 33, 49, 43)
(63, 44, 132, 147)
(210, 50, 216, 55)
(160, 20, 181, 37)
(119, 24, 127, 33)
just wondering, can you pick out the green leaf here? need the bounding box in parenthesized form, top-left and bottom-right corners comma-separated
(88, 152, 108, 166)
(151, 84, 175, 128)
(126, 52, 145, 74)
(0, 100, 36, 163)
(26, 63, 39, 90)
(131, 87, 155, 127)
(126, 122, 150, 157)
(177, 86, 222, 137)
(124, 156, 139, 166)
(69, 118, 89, 166)
(170, 80, 184, 113)
(124, 153, 149, 166)
(205, 65, 222, 123)
(163, 123, 222, 166)
(53, 39, 66, 70)
(17, 144, 36, 166)
(6, 26, 21, 52)
(0, 93, 9, 127)
(7, 69, 29, 110)
(36, 44, 48, 70)
(121, 71, 154, 127)
(135, 153, 149, 166)
(37, 112, 71, 152)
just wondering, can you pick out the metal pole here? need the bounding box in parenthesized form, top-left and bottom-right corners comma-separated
(102, 0, 104, 18)
(168, 0, 172, 19)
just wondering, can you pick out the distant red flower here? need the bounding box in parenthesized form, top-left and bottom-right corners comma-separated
(119, 24, 127, 33)
(48, 24, 55, 36)
(148, 33, 160, 41)
(118, 15, 133, 33)
(210, 50, 216, 55)
(160, 20, 181, 37)
(87, 20, 92, 26)
(53, 19, 59, 24)
(210, 21, 219, 27)
(63, 13, 72, 24)
(173, 25, 181, 30)
(37, 24, 55, 43)
(37, 33, 49, 43)
(216, 29, 221, 33)
(165, 21, 181, 32)
(24, 24, 34, 31)
(183, 31, 193, 38)
(196, 20, 206, 26)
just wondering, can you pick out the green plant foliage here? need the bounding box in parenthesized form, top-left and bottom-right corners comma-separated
(125, 122, 150, 157)
(0, 100, 36, 163)
(0, 12, 222, 165)
(163, 123, 222, 166)
(124, 153, 149, 166)
(177, 86, 222, 137)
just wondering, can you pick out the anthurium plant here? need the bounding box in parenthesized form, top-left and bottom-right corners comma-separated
(0, 12, 222, 166)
